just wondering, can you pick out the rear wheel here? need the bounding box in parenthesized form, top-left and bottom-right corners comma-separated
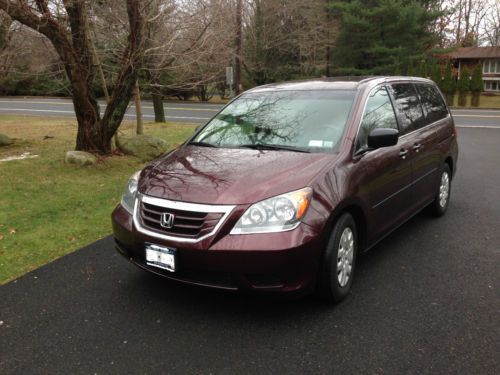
(429, 164, 451, 217)
(316, 213, 357, 303)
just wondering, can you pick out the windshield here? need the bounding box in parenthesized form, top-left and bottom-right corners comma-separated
(191, 90, 356, 153)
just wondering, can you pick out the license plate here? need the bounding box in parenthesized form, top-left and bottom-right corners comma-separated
(145, 244, 176, 272)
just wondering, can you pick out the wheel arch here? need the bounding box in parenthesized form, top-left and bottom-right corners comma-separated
(326, 201, 368, 253)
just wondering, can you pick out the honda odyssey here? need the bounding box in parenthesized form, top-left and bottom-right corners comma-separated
(112, 76, 458, 302)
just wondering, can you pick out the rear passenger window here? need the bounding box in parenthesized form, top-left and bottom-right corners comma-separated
(416, 84, 448, 124)
(357, 86, 398, 148)
(389, 83, 426, 134)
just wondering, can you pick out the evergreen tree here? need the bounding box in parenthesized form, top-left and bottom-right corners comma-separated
(457, 66, 470, 107)
(470, 64, 484, 107)
(431, 62, 443, 90)
(330, 0, 441, 75)
(441, 62, 456, 106)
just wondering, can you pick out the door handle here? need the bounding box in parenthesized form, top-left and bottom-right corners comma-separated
(413, 143, 422, 152)
(399, 149, 408, 159)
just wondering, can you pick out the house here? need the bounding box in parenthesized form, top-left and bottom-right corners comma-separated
(449, 46, 500, 93)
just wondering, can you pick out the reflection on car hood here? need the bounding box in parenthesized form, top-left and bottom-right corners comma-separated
(139, 145, 336, 205)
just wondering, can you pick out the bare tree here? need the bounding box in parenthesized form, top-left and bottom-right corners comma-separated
(483, 1, 500, 46)
(0, 0, 145, 154)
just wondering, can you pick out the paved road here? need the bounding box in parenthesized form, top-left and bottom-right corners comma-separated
(1, 127, 499, 374)
(0, 97, 499, 127)
(0, 98, 221, 124)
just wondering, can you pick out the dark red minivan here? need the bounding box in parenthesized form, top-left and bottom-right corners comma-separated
(112, 76, 458, 302)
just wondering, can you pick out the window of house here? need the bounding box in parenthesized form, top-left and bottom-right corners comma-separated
(484, 81, 500, 92)
(483, 60, 500, 74)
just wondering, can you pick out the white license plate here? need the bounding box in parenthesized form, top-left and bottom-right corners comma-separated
(145, 244, 176, 272)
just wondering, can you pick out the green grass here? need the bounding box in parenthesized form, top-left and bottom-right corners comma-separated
(0, 115, 196, 284)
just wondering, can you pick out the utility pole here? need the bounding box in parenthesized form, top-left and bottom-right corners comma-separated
(234, 0, 243, 95)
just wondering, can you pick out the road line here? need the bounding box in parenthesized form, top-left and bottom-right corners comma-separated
(0, 108, 74, 114)
(0, 101, 219, 112)
(456, 125, 500, 129)
(0, 100, 74, 106)
(453, 114, 500, 118)
(0, 108, 209, 121)
(141, 106, 218, 112)
(451, 109, 500, 113)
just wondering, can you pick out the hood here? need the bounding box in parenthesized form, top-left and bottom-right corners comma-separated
(139, 145, 336, 205)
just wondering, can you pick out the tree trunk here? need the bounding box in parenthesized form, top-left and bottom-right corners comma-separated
(134, 80, 144, 135)
(0, 0, 144, 155)
(152, 93, 166, 123)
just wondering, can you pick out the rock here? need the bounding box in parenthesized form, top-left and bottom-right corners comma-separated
(117, 134, 169, 161)
(65, 151, 97, 166)
(0, 133, 13, 146)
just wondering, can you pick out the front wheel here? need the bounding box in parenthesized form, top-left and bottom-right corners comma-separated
(316, 213, 357, 303)
(429, 164, 451, 217)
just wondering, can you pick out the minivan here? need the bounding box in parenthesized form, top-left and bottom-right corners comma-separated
(112, 76, 458, 302)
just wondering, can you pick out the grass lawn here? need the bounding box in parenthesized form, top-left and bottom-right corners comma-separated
(449, 93, 500, 109)
(0, 115, 196, 284)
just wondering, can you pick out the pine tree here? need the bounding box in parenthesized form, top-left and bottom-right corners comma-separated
(330, 0, 442, 75)
(457, 66, 470, 107)
(470, 64, 484, 107)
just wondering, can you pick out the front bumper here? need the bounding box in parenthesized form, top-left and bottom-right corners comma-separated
(112, 204, 323, 294)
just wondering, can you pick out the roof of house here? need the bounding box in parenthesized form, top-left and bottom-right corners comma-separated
(449, 46, 500, 59)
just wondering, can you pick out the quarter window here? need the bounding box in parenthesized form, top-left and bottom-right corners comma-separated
(357, 86, 398, 148)
(389, 83, 426, 134)
(416, 84, 448, 125)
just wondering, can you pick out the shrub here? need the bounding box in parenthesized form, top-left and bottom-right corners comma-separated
(441, 62, 456, 106)
(457, 66, 470, 107)
(470, 64, 484, 107)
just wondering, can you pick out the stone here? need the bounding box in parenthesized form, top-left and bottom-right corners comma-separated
(0, 133, 13, 146)
(65, 151, 97, 166)
(117, 134, 169, 161)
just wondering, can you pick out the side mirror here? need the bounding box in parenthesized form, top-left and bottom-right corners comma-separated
(367, 128, 399, 149)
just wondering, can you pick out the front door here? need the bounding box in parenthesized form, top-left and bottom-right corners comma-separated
(353, 85, 414, 241)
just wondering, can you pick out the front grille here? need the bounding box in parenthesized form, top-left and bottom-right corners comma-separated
(138, 201, 225, 239)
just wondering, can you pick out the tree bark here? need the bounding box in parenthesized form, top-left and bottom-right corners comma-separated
(134, 80, 144, 135)
(152, 93, 166, 123)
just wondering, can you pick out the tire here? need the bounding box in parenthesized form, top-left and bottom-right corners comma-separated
(429, 164, 451, 217)
(316, 213, 358, 303)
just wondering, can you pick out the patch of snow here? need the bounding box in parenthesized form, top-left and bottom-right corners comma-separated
(0, 152, 39, 162)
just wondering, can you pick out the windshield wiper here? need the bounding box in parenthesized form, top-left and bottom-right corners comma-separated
(188, 141, 218, 148)
(238, 143, 310, 153)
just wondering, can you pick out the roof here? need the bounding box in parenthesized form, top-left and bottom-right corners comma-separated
(448, 46, 500, 59)
(246, 76, 433, 93)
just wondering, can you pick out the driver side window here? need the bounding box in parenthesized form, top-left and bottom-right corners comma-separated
(357, 86, 399, 149)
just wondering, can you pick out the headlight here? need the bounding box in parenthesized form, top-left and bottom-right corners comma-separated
(121, 171, 141, 214)
(230, 187, 312, 234)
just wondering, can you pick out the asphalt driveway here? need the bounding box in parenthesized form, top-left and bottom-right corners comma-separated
(0, 128, 499, 374)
